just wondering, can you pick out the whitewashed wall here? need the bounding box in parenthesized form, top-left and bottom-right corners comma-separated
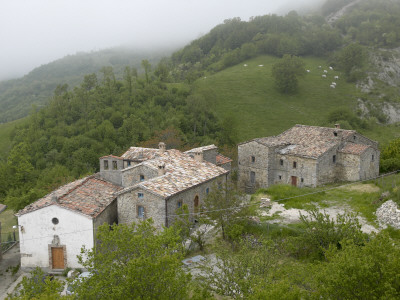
(18, 205, 93, 269)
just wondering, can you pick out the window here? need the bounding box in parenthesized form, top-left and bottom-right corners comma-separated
(372, 154, 374, 161)
(137, 206, 145, 218)
(206, 187, 209, 195)
(52, 218, 59, 225)
(104, 160, 109, 170)
(278, 175, 282, 180)
(112, 161, 118, 170)
(334, 132, 338, 137)
(250, 171, 256, 184)
(177, 200, 183, 209)
(280, 159, 283, 166)
(140, 175, 145, 182)
(127, 161, 131, 166)
(138, 193, 144, 199)
(333, 155, 336, 163)
(301, 178, 304, 183)
(353, 135, 356, 141)
(293, 161, 297, 169)
(251, 156, 255, 163)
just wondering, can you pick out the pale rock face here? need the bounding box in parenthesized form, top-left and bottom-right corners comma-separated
(376, 200, 400, 229)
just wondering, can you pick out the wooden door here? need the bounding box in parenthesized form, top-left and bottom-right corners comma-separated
(51, 247, 64, 269)
(291, 176, 297, 187)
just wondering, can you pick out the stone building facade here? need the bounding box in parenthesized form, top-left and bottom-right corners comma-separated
(238, 124, 380, 193)
(16, 143, 230, 270)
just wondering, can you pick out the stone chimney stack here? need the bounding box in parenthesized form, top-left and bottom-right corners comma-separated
(194, 151, 203, 163)
(52, 194, 58, 203)
(158, 162, 166, 176)
(334, 123, 340, 129)
(158, 142, 166, 153)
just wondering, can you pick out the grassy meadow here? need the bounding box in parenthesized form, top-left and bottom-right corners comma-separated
(195, 55, 398, 145)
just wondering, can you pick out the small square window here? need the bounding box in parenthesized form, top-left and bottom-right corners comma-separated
(293, 161, 297, 169)
(104, 160, 109, 170)
(301, 178, 304, 183)
(334, 132, 338, 137)
(280, 159, 283, 166)
(278, 175, 282, 180)
(138, 193, 144, 199)
(353, 135, 356, 141)
(333, 155, 336, 163)
(127, 161, 131, 166)
(140, 175, 145, 182)
(137, 205, 145, 218)
(206, 187, 209, 195)
(251, 156, 255, 163)
(112, 161, 118, 170)
(177, 200, 183, 209)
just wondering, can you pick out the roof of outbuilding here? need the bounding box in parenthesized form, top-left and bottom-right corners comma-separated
(339, 143, 370, 155)
(16, 175, 123, 217)
(118, 149, 228, 198)
(242, 125, 372, 159)
(216, 154, 233, 165)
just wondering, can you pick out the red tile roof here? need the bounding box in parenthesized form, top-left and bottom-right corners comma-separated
(216, 154, 232, 165)
(121, 147, 160, 162)
(16, 175, 122, 217)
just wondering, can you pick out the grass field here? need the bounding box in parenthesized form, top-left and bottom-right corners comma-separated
(0, 209, 18, 244)
(194, 55, 398, 145)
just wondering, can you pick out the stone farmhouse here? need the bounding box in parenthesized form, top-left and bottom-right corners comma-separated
(16, 143, 231, 270)
(238, 124, 380, 193)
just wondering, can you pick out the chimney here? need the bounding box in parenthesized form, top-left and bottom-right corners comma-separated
(158, 142, 166, 153)
(52, 194, 58, 203)
(334, 123, 340, 129)
(158, 162, 166, 176)
(194, 151, 203, 163)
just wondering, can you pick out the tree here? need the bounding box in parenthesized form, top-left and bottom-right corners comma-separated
(271, 54, 305, 94)
(202, 181, 250, 240)
(141, 59, 152, 84)
(74, 219, 191, 299)
(6, 267, 65, 300)
(312, 233, 400, 299)
(337, 43, 366, 78)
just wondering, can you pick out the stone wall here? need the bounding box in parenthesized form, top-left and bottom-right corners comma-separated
(317, 146, 340, 185)
(274, 154, 318, 187)
(238, 141, 270, 192)
(117, 188, 167, 229)
(203, 149, 217, 164)
(122, 164, 158, 187)
(93, 199, 118, 238)
(117, 174, 228, 229)
(99, 157, 124, 186)
(167, 175, 227, 225)
(359, 147, 380, 180)
(337, 152, 360, 182)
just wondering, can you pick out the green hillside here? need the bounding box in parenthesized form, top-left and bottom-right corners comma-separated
(0, 47, 173, 123)
(195, 55, 359, 141)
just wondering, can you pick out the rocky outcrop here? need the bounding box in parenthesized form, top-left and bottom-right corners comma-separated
(376, 200, 400, 229)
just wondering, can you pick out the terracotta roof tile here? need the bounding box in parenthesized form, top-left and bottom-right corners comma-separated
(339, 143, 370, 155)
(254, 125, 358, 159)
(118, 149, 228, 198)
(16, 175, 122, 217)
(216, 154, 232, 165)
(121, 147, 160, 162)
